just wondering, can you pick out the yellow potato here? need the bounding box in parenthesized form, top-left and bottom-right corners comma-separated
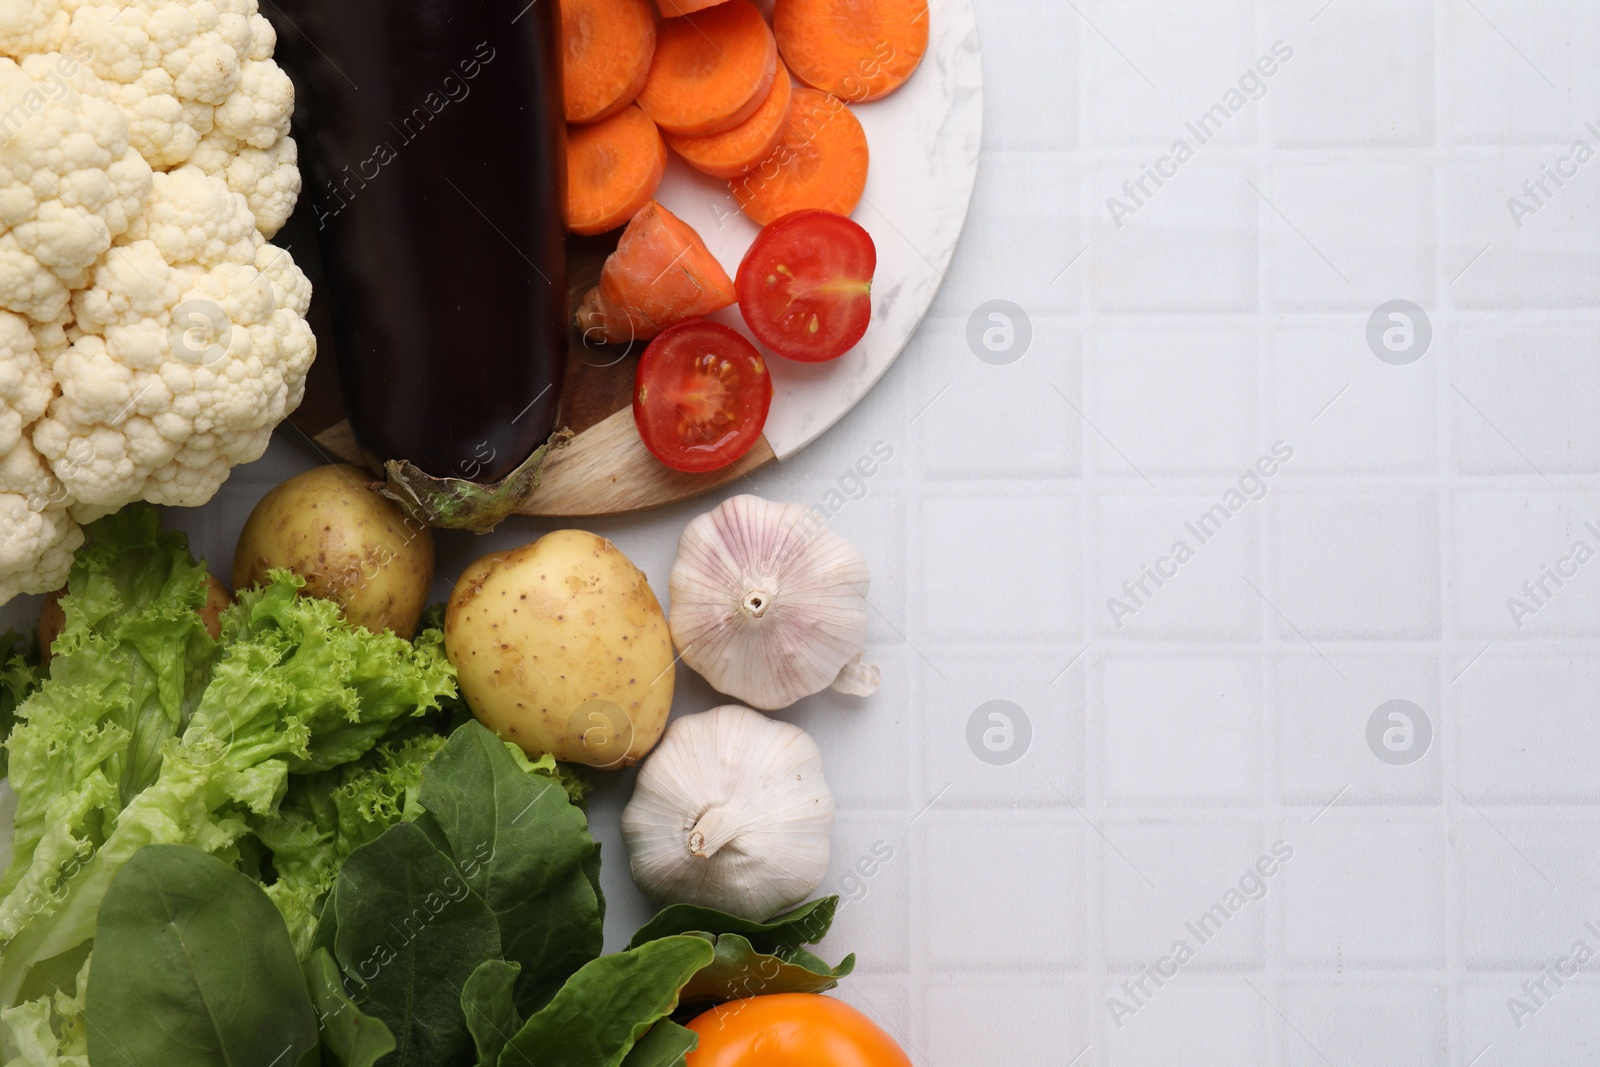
(233, 464, 434, 637)
(445, 530, 674, 768)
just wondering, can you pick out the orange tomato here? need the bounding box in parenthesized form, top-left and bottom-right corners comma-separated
(685, 994, 912, 1066)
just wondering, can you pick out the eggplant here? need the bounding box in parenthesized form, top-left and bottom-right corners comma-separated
(267, 0, 567, 530)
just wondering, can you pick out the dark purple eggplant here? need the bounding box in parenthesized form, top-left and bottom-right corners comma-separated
(267, 0, 567, 530)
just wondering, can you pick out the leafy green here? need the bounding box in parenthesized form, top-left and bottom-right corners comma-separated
(499, 936, 716, 1067)
(677, 932, 854, 1003)
(417, 722, 601, 1011)
(630, 896, 840, 954)
(86, 844, 318, 1066)
(0, 505, 455, 1014)
(461, 958, 521, 1066)
(0, 632, 39, 778)
(332, 822, 502, 1067)
(304, 948, 396, 1067)
(620, 1020, 698, 1067)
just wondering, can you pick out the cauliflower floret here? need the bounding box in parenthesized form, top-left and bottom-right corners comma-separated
(190, 128, 299, 237)
(64, 0, 293, 235)
(0, 54, 153, 320)
(0, 0, 68, 59)
(35, 166, 313, 509)
(0, 311, 52, 454)
(0, 493, 81, 602)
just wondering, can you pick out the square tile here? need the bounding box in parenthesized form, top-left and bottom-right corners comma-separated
(1095, 495, 1263, 640)
(917, 645, 1086, 807)
(1106, 981, 1265, 1066)
(1456, 815, 1600, 969)
(1446, 1, 1600, 144)
(916, 491, 1081, 642)
(1279, 814, 1446, 966)
(1453, 323, 1600, 473)
(1263, 1, 1434, 147)
(1102, 820, 1270, 970)
(1461, 979, 1600, 1067)
(1266, 323, 1437, 476)
(1101, 655, 1263, 805)
(977, 0, 1076, 150)
(925, 979, 1089, 1067)
(1087, 325, 1259, 477)
(1083, 1, 1258, 149)
(1270, 492, 1440, 639)
(1263, 163, 1433, 311)
(1453, 492, 1600, 639)
(1276, 982, 1446, 1067)
(1456, 652, 1600, 801)
(1091, 164, 1259, 313)
(919, 810, 1086, 969)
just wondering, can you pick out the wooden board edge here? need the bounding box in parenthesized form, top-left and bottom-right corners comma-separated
(310, 408, 776, 519)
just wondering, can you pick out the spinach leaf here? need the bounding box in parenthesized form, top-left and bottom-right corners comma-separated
(677, 932, 854, 1004)
(303, 948, 396, 1067)
(87, 845, 317, 1067)
(629, 896, 839, 955)
(461, 959, 522, 1067)
(418, 722, 602, 1009)
(332, 821, 501, 1067)
(619, 1020, 698, 1067)
(499, 935, 715, 1067)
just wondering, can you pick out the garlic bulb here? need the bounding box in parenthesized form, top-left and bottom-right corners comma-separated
(669, 495, 878, 711)
(621, 705, 834, 920)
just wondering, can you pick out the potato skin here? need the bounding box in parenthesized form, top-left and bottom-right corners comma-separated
(39, 573, 230, 663)
(445, 530, 675, 768)
(232, 465, 434, 637)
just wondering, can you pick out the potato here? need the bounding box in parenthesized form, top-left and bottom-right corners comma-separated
(445, 530, 675, 768)
(233, 464, 434, 637)
(39, 573, 230, 663)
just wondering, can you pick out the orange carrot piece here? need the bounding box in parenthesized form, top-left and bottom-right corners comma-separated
(666, 63, 793, 178)
(636, 0, 778, 137)
(774, 0, 929, 102)
(575, 201, 737, 344)
(729, 87, 868, 225)
(656, 0, 727, 15)
(562, 0, 658, 124)
(566, 106, 668, 236)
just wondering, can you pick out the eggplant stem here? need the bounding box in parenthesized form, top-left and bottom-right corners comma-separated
(374, 429, 574, 532)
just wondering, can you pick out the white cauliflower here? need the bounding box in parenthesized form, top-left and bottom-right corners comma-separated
(0, 1, 311, 603)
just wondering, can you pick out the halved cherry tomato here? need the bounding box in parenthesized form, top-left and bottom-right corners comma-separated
(633, 319, 773, 473)
(685, 994, 912, 1067)
(735, 209, 876, 363)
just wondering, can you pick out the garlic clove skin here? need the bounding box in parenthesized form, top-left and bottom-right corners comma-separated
(620, 704, 834, 921)
(669, 494, 875, 711)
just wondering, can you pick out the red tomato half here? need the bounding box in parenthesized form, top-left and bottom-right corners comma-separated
(735, 209, 876, 363)
(633, 319, 773, 473)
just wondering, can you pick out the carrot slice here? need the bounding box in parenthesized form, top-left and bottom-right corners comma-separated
(656, 0, 727, 14)
(566, 106, 669, 236)
(636, 0, 778, 137)
(730, 87, 868, 225)
(774, 0, 929, 102)
(562, 0, 658, 124)
(575, 201, 737, 344)
(666, 64, 793, 178)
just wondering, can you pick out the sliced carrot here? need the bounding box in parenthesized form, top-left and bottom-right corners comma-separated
(562, 0, 658, 124)
(656, 0, 728, 15)
(666, 63, 793, 179)
(635, 0, 778, 137)
(566, 106, 668, 236)
(575, 201, 737, 344)
(730, 87, 868, 225)
(774, 0, 929, 102)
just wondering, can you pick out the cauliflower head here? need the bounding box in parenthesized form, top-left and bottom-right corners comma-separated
(0, 4, 312, 604)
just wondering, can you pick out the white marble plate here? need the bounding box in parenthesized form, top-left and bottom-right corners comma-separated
(658, 0, 984, 460)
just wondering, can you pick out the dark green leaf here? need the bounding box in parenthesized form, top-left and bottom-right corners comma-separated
(332, 822, 502, 1067)
(678, 933, 854, 1004)
(303, 948, 397, 1067)
(461, 958, 521, 1067)
(417, 722, 601, 1008)
(629, 896, 839, 955)
(87, 845, 317, 1067)
(620, 1020, 698, 1067)
(499, 935, 716, 1067)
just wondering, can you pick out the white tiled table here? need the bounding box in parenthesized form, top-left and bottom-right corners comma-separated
(11, 1, 1600, 1062)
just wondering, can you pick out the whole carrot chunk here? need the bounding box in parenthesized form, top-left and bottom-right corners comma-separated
(575, 201, 737, 344)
